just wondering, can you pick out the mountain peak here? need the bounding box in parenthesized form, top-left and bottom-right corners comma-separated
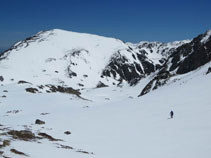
(0, 28, 129, 88)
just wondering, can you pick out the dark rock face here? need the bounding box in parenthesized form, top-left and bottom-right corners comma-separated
(206, 67, 211, 74)
(102, 51, 147, 85)
(0, 76, 4, 82)
(139, 31, 211, 96)
(10, 149, 28, 156)
(96, 81, 108, 88)
(25, 85, 81, 96)
(169, 32, 211, 74)
(64, 131, 71, 135)
(136, 53, 155, 74)
(25, 87, 39, 93)
(18, 80, 32, 84)
(35, 119, 45, 125)
(7, 130, 36, 141)
(38, 132, 61, 141)
(139, 70, 172, 96)
(45, 85, 81, 96)
(0, 140, 10, 148)
(67, 69, 77, 78)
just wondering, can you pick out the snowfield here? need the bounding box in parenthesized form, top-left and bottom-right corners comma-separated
(0, 61, 211, 158)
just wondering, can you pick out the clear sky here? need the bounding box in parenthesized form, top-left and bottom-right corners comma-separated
(0, 0, 211, 49)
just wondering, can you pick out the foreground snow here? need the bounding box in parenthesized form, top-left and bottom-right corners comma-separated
(0, 62, 211, 158)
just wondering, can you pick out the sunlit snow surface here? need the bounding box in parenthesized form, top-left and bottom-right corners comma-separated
(0, 62, 211, 158)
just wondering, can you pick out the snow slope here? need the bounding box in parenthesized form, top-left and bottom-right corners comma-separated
(0, 61, 211, 158)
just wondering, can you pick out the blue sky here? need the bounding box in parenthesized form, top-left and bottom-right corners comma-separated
(0, 0, 211, 49)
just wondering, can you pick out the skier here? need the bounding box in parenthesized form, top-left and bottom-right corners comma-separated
(170, 110, 174, 118)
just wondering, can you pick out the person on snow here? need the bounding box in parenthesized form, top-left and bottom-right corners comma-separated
(170, 110, 174, 118)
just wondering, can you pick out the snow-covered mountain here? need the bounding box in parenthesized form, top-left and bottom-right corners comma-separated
(0, 29, 211, 158)
(0, 29, 128, 88)
(0, 29, 190, 89)
(0, 29, 210, 94)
